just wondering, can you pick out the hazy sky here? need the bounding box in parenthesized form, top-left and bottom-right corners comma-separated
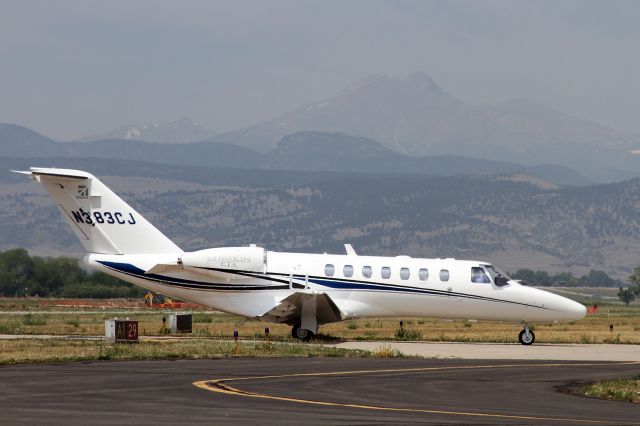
(1, 0, 639, 140)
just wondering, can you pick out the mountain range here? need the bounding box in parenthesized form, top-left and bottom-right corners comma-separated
(0, 123, 592, 186)
(4, 72, 639, 182)
(207, 72, 640, 182)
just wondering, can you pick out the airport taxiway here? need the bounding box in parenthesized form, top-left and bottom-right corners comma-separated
(0, 358, 638, 424)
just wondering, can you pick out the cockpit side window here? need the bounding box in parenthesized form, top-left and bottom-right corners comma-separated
(483, 264, 511, 286)
(471, 267, 491, 284)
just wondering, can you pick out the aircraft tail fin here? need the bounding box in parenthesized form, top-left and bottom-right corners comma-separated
(14, 167, 181, 255)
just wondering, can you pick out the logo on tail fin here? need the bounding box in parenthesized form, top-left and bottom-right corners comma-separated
(77, 185, 89, 199)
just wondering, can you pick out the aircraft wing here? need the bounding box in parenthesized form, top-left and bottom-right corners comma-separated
(258, 292, 342, 325)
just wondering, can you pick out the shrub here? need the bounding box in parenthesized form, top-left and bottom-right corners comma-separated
(23, 313, 47, 326)
(394, 328, 422, 340)
(373, 345, 403, 358)
(579, 334, 594, 344)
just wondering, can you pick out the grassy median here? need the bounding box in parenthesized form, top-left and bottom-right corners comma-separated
(578, 375, 640, 404)
(0, 338, 397, 365)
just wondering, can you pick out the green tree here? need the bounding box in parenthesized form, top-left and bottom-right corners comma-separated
(0, 249, 143, 298)
(0, 249, 35, 297)
(618, 287, 636, 306)
(551, 271, 574, 286)
(32, 256, 87, 296)
(532, 270, 551, 286)
(579, 270, 618, 287)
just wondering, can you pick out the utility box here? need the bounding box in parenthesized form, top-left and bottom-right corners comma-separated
(169, 313, 192, 334)
(105, 319, 139, 343)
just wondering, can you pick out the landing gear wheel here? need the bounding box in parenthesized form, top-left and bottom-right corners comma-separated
(518, 327, 535, 345)
(292, 325, 314, 341)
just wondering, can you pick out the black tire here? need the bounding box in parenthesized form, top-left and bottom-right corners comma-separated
(518, 329, 535, 345)
(292, 325, 314, 341)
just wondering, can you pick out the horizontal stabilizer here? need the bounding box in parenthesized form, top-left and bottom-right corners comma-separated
(12, 168, 91, 180)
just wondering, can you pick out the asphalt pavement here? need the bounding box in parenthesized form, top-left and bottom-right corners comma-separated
(0, 358, 639, 424)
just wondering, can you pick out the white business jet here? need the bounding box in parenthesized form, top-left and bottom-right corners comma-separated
(16, 167, 586, 344)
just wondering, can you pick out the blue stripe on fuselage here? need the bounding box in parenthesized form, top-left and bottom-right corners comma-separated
(96, 261, 288, 291)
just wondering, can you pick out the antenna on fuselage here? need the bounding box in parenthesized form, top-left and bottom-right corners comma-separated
(344, 244, 357, 256)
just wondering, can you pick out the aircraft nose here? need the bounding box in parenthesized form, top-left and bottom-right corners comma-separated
(563, 299, 587, 321)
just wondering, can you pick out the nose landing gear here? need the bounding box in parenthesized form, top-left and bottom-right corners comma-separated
(518, 325, 535, 345)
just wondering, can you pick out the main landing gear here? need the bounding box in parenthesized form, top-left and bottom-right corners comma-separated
(518, 325, 535, 345)
(292, 324, 315, 341)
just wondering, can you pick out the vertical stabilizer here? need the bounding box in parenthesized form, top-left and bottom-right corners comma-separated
(14, 167, 181, 255)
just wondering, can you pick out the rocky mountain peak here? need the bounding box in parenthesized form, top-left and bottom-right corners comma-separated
(405, 71, 443, 93)
(342, 72, 443, 97)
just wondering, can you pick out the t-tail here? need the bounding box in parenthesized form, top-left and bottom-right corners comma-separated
(13, 167, 181, 255)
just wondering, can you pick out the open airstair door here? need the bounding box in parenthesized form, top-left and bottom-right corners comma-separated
(258, 292, 342, 327)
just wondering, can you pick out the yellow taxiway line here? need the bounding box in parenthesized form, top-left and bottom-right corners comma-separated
(193, 361, 640, 424)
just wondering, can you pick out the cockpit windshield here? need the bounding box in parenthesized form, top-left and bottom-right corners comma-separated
(482, 264, 511, 286)
(471, 267, 491, 283)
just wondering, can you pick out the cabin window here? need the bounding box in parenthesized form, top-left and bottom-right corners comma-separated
(418, 268, 429, 281)
(400, 267, 410, 280)
(381, 266, 391, 279)
(362, 265, 372, 278)
(343, 265, 354, 277)
(325, 264, 335, 277)
(471, 267, 491, 284)
(439, 269, 450, 282)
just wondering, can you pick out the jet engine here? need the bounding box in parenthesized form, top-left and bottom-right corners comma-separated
(180, 246, 266, 273)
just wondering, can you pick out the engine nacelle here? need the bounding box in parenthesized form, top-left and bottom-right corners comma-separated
(181, 246, 266, 273)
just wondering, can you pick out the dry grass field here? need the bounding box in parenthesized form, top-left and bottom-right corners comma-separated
(1, 290, 639, 345)
(0, 338, 379, 365)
